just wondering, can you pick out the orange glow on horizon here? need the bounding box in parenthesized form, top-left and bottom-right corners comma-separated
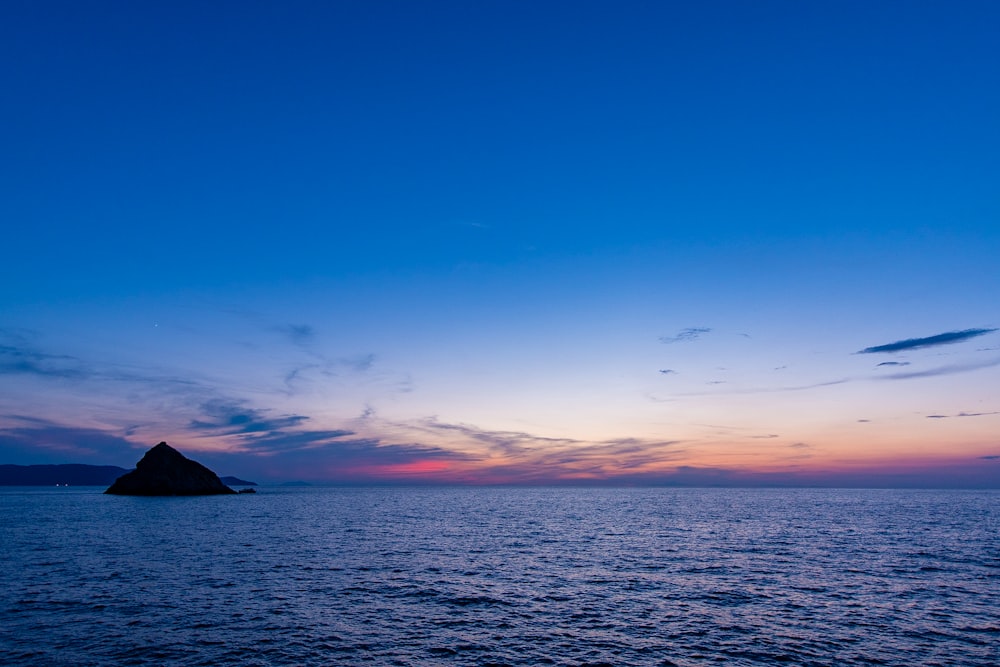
(356, 459, 454, 476)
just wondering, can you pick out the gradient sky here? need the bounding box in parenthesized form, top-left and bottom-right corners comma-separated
(2, 1, 999, 486)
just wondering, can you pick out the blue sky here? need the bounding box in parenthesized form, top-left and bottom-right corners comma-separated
(2, 1, 999, 485)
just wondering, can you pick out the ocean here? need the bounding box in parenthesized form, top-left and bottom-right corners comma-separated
(1, 486, 997, 666)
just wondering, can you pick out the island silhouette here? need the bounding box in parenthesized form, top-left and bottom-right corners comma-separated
(105, 442, 237, 496)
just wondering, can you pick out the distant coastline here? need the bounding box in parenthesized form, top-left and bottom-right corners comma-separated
(0, 464, 256, 487)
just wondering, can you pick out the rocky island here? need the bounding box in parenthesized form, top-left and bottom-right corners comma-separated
(105, 442, 236, 496)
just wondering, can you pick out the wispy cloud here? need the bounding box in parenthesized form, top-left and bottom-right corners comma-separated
(666, 378, 850, 398)
(924, 410, 1000, 420)
(202, 427, 479, 482)
(876, 361, 910, 367)
(415, 419, 581, 458)
(654, 347, 1000, 401)
(0, 329, 90, 379)
(659, 327, 711, 344)
(857, 328, 997, 354)
(658, 369, 677, 375)
(786, 442, 814, 460)
(342, 353, 376, 372)
(0, 345, 88, 379)
(280, 354, 379, 398)
(0, 417, 140, 464)
(0, 330, 215, 402)
(188, 399, 309, 435)
(279, 323, 315, 345)
(215, 313, 383, 396)
(0, 413, 475, 481)
(876, 356, 1000, 380)
(232, 430, 366, 454)
(406, 418, 686, 482)
(0, 326, 406, 463)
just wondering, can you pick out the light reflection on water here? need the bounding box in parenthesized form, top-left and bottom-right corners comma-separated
(1, 487, 998, 666)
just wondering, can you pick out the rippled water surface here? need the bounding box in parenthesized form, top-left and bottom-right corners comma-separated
(1, 487, 998, 666)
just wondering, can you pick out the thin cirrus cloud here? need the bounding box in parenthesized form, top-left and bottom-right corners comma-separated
(662, 378, 851, 398)
(0, 325, 422, 474)
(407, 418, 687, 482)
(0, 329, 89, 379)
(342, 353, 376, 372)
(235, 429, 365, 454)
(274, 324, 375, 370)
(0, 416, 139, 464)
(278, 323, 316, 346)
(413, 419, 582, 459)
(0, 415, 476, 479)
(0, 408, 476, 477)
(203, 426, 480, 483)
(924, 411, 1000, 420)
(0, 330, 210, 397)
(181, 398, 476, 471)
(659, 327, 712, 344)
(188, 399, 310, 435)
(857, 328, 997, 354)
(876, 356, 1000, 381)
(650, 328, 999, 402)
(656, 352, 1000, 402)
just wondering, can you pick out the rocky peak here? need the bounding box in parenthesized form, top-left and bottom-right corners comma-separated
(105, 442, 236, 496)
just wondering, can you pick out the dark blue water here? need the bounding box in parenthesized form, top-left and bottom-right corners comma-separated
(1, 487, 997, 666)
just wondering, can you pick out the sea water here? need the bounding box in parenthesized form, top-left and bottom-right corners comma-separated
(1, 486, 997, 666)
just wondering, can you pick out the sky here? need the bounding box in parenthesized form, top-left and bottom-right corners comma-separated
(2, 1, 999, 486)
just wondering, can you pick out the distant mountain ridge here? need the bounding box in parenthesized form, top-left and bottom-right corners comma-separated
(0, 464, 256, 486)
(219, 476, 257, 487)
(0, 464, 128, 486)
